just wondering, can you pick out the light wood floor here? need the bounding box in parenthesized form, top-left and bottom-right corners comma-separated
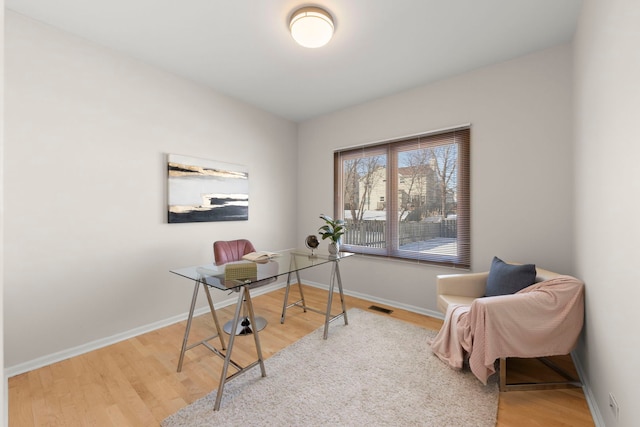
(9, 285, 594, 426)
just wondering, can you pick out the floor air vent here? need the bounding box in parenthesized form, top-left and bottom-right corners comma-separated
(368, 305, 393, 314)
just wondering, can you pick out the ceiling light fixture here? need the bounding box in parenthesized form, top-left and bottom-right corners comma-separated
(289, 6, 334, 48)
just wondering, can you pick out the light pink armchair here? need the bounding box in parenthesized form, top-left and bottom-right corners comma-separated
(434, 265, 584, 391)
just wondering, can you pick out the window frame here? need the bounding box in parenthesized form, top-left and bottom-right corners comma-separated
(333, 126, 471, 268)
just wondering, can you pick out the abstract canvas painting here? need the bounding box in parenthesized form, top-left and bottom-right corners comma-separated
(167, 154, 249, 223)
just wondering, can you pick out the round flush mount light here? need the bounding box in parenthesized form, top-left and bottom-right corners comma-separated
(289, 6, 334, 48)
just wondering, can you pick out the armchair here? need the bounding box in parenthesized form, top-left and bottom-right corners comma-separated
(433, 263, 584, 391)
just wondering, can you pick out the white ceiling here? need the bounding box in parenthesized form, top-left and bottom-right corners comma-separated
(6, 0, 584, 122)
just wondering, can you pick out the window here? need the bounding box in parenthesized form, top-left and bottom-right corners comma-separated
(334, 127, 470, 268)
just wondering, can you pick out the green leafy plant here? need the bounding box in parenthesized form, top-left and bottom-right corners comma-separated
(318, 214, 345, 243)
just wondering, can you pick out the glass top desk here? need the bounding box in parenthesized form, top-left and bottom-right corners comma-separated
(170, 249, 354, 410)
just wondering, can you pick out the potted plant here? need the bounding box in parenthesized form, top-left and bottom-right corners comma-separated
(318, 214, 345, 255)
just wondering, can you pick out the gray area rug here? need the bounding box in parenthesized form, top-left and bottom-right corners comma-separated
(163, 308, 498, 426)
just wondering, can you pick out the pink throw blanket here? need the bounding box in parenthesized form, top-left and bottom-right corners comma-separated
(430, 275, 585, 384)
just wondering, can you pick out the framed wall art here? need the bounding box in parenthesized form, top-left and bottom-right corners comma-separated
(167, 154, 249, 223)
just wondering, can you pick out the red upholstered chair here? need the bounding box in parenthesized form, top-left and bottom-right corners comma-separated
(213, 239, 268, 335)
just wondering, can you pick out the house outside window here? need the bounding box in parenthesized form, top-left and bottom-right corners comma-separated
(334, 127, 470, 268)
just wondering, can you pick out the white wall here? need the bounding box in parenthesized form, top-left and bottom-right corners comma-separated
(573, 0, 640, 425)
(3, 12, 298, 370)
(297, 45, 575, 315)
(1, 1, 6, 423)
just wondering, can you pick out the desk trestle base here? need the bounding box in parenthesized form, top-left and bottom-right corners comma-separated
(280, 258, 348, 340)
(176, 278, 266, 411)
(177, 279, 226, 372)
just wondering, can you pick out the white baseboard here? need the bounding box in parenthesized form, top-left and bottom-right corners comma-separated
(571, 352, 604, 426)
(5, 279, 442, 379)
(4, 281, 286, 379)
(300, 279, 445, 320)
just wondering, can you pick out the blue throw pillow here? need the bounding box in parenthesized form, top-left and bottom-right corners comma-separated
(485, 257, 537, 297)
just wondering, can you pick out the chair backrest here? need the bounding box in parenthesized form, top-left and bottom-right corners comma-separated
(213, 239, 256, 265)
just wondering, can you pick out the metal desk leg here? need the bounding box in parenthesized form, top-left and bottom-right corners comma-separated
(295, 268, 306, 310)
(177, 280, 200, 372)
(280, 255, 307, 323)
(323, 260, 348, 339)
(177, 279, 227, 372)
(214, 286, 267, 411)
(323, 264, 336, 339)
(280, 270, 293, 323)
(244, 287, 267, 378)
(215, 288, 245, 410)
(203, 284, 226, 350)
(335, 260, 348, 327)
